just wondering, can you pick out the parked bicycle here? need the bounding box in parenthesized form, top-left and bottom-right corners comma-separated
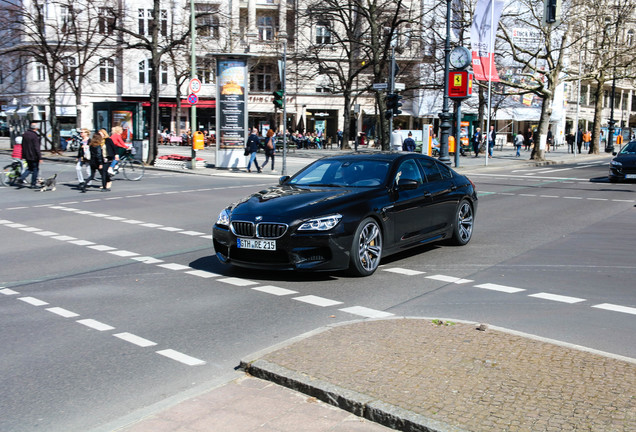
(1, 159, 27, 186)
(112, 148, 145, 181)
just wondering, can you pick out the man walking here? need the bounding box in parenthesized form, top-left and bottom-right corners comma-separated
(391, 126, 403, 152)
(245, 128, 262, 173)
(402, 131, 416, 152)
(487, 125, 496, 158)
(18, 122, 42, 189)
(472, 127, 482, 157)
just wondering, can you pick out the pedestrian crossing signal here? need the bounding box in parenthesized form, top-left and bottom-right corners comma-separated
(272, 90, 284, 109)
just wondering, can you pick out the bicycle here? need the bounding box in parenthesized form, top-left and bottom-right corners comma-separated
(1, 159, 27, 186)
(112, 148, 145, 181)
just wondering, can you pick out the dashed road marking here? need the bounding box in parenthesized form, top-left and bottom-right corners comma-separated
(88, 245, 117, 252)
(529, 292, 586, 304)
(69, 239, 96, 246)
(52, 235, 77, 241)
(77, 319, 115, 331)
(592, 303, 636, 315)
(426, 274, 473, 284)
(0, 288, 19, 295)
(339, 306, 394, 319)
(35, 231, 59, 236)
(114, 332, 157, 347)
(185, 270, 220, 278)
(18, 297, 49, 306)
(293, 295, 343, 307)
(132, 256, 164, 264)
(382, 267, 425, 276)
(156, 349, 206, 366)
(218, 277, 257, 287)
(252, 285, 298, 296)
(109, 250, 140, 257)
(157, 263, 191, 271)
(475, 283, 526, 294)
(46, 307, 80, 318)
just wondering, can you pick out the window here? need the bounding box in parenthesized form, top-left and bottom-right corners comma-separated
(418, 159, 442, 182)
(196, 4, 220, 38)
(197, 58, 214, 84)
(35, 64, 46, 81)
(396, 160, 423, 185)
(138, 8, 167, 36)
(250, 64, 273, 92)
(61, 6, 75, 34)
(257, 16, 274, 41)
(139, 60, 168, 85)
(315, 21, 331, 44)
(315, 74, 331, 93)
(62, 57, 76, 82)
(99, 58, 114, 83)
(627, 29, 634, 46)
(99, 8, 116, 35)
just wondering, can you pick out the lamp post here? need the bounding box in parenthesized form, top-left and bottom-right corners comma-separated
(606, 4, 620, 153)
(438, 0, 453, 165)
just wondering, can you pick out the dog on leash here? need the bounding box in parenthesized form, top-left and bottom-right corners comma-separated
(36, 174, 57, 192)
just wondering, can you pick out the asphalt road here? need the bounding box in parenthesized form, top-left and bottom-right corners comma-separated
(1, 155, 634, 432)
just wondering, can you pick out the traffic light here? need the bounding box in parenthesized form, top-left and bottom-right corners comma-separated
(386, 93, 403, 117)
(272, 90, 284, 110)
(544, 0, 561, 24)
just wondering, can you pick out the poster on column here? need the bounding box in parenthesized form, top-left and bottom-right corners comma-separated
(471, 0, 505, 82)
(217, 58, 247, 149)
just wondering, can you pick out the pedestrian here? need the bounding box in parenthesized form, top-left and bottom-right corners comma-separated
(583, 130, 591, 151)
(245, 127, 262, 173)
(546, 125, 553, 152)
(263, 128, 276, 171)
(85, 133, 106, 191)
(99, 129, 116, 191)
(576, 129, 583, 154)
(514, 132, 524, 157)
(18, 122, 42, 189)
(391, 126, 403, 152)
(337, 129, 343, 149)
(565, 131, 575, 154)
(75, 128, 92, 191)
(110, 125, 129, 172)
(472, 127, 482, 157)
(402, 131, 416, 152)
(524, 127, 533, 151)
(487, 125, 496, 158)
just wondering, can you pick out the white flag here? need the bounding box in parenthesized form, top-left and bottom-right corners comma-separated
(471, 0, 505, 81)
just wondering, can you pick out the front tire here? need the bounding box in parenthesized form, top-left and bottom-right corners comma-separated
(449, 200, 474, 246)
(349, 218, 383, 276)
(1, 165, 15, 186)
(122, 160, 145, 181)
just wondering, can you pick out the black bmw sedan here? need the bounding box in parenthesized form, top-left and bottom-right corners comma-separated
(609, 140, 636, 183)
(213, 152, 477, 276)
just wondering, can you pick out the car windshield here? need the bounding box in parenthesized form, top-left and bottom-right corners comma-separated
(619, 142, 636, 154)
(289, 159, 390, 187)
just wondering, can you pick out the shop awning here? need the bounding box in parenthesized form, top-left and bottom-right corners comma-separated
(17, 106, 34, 115)
(3, 106, 18, 115)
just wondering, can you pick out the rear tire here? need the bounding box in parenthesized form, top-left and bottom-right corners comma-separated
(122, 160, 145, 181)
(349, 218, 382, 277)
(449, 200, 474, 246)
(1, 165, 15, 186)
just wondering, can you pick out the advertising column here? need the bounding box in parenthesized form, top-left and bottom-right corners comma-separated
(215, 56, 249, 169)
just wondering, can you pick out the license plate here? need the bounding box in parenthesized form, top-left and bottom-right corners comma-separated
(626, 174, 636, 179)
(237, 238, 276, 250)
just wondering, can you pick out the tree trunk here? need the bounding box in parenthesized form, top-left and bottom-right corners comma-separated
(590, 79, 605, 154)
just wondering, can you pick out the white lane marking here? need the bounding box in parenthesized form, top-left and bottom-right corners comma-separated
(157, 263, 191, 271)
(529, 293, 586, 304)
(141, 223, 163, 228)
(185, 270, 220, 278)
(475, 283, 526, 294)
(46, 307, 80, 318)
(77, 319, 115, 331)
(1, 288, 19, 295)
(18, 297, 49, 306)
(82, 199, 100, 202)
(75, 210, 94, 215)
(612, 199, 635, 203)
(109, 250, 140, 257)
(88, 245, 117, 252)
(35, 231, 59, 236)
(539, 195, 559, 198)
(563, 196, 583, 200)
(587, 198, 608, 201)
(0, 219, 13, 224)
(69, 240, 96, 246)
(6, 206, 28, 210)
(105, 216, 126, 221)
(60, 207, 78, 212)
(156, 349, 206, 366)
(20, 227, 42, 232)
(426, 274, 473, 284)
(179, 230, 206, 236)
(159, 227, 182, 232)
(114, 332, 157, 347)
(123, 219, 144, 224)
(88, 213, 109, 217)
(339, 306, 394, 319)
(217, 277, 258, 287)
(519, 194, 536, 197)
(293, 295, 343, 307)
(592, 303, 636, 315)
(131, 256, 164, 264)
(52, 235, 77, 241)
(252, 285, 298, 296)
(199, 235, 213, 240)
(382, 268, 425, 276)
(6, 223, 27, 228)
(104, 197, 123, 200)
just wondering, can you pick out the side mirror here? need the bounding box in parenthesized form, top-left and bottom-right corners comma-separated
(396, 179, 419, 190)
(279, 175, 291, 185)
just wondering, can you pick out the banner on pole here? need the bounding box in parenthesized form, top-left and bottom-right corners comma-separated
(471, 0, 505, 82)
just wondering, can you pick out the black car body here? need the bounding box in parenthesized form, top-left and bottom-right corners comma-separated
(213, 152, 477, 276)
(609, 140, 636, 183)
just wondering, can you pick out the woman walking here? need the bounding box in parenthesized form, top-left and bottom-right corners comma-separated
(99, 129, 116, 191)
(263, 128, 276, 171)
(86, 133, 107, 192)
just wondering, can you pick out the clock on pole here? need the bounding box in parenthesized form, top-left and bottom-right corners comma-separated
(449, 46, 472, 70)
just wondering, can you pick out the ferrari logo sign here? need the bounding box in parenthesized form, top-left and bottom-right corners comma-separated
(448, 71, 474, 99)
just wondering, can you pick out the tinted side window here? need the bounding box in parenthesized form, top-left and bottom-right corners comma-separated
(418, 158, 442, 182)
(436, 161, 453, 180)
(395, 159, 424, 185)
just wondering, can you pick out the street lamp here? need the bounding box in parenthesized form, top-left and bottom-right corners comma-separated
(438, 0, 453, 165)
(606, 4, 621, 153)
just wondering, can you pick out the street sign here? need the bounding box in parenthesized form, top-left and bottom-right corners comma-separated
(189, 78, 202, 93)
(187, 93, 199, 104)
(373, 83, 388, 90)
(394, 82, 405, 91)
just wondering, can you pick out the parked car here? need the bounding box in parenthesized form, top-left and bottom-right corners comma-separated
(212, 152, 478, 276)
(609, 140, 636, 183)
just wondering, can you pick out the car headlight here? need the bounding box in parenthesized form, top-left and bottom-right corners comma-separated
(216, 208, 230, 227)
(298, 214, 342, 231)
(610, 159, 622, 167)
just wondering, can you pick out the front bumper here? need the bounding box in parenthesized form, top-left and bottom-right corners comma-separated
(212, 225, 352, 272)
